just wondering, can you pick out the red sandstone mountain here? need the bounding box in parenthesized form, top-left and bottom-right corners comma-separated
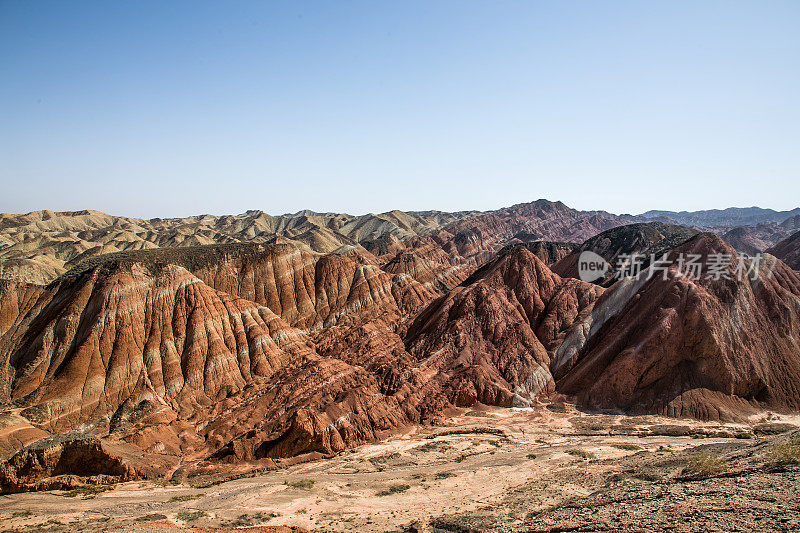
(780, 214, 800, 232)
(0, 253, 422, 490)
(504, 238, 578, 265)
(557, 234, 800, 420)
(720, 223, 791, 255)
(441, 200, 631, 250)
(404, 245, 604, 407)
(767, 230, 800, 270)
(0, 243, 598, 490)
(552, 222, 698, 286)
(404, 233, 800, 421)
(721, 227, 770, 255)
(3, 206, 800, 493)
(0, 201, 630, 285)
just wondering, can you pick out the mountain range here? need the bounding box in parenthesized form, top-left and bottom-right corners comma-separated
(4, 202, 799, 287)
(639, 206, 800, 228)
(1, 199, 800, 493)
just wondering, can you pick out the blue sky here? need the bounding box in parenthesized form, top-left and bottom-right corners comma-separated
(1, 1, 798, 218)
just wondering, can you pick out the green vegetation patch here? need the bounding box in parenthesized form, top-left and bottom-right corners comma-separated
(168, 494, 203, 502)
(222, 512, 278, 527)
(767, 435, 800, 466)
(284, 479, 315, 489)
(684, 452, 728, 476)
(565, 448, 596, 460)
(376, 483, 411, 496)
(415, 441, 452, 453)
(60, 484, 113, 499)
(177, 510, 206, 522)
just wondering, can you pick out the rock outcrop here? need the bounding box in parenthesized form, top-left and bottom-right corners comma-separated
(720, 223, 792, 255)
(767, 230, 800, 270)
(404, 245, 604, 407)
(0, 433, 171, 493)
(3, 218, 800, 492)
(0, 201, 632, 285)
(557, 234, 800, 420)
(501, 239, 578, 266)
(5, 261, 317, 435)
(552, 222, 699, 285)
(441, 200, 630, 251)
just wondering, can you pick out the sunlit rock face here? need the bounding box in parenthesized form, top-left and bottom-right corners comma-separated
(558, 234, 800, 421)
(3, 213, 800, 491)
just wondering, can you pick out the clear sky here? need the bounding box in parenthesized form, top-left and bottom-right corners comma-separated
(1, 1, 798, 218)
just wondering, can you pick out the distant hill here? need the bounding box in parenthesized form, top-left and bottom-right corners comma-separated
(4, 201, 800, 495)
(0, 200, 629, 284)
(639, 206, 800, 228)
(767, 230, 800, 270)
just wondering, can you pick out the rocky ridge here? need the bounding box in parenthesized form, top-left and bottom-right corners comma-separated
(0, 201, 627, 285)
(2, 208, 800, 492)
(767, 230, 800, 271)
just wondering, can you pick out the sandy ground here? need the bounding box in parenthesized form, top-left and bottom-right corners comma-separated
(1, 404, 798, 532)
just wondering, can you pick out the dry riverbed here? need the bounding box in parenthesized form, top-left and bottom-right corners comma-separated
(1, 404, 799, 532)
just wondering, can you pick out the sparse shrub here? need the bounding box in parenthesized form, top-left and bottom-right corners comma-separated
(168, 494, 203, 502)
(223, 512, 277, 527)
(376, 483, 411, 496)
(177, 510, 206, 522)
(135, 514, 167, 522)
(416, 441, 451, 453)
(565, 448, 596, 460)
(61, 484, 113, 499)
(371, 452, 401, 464)
(578, 421, 606, 432)
(766, 435, 800, 466)
(465, 410, 492, 418)
(684, 453, 728, 476)
(611, 443, 643, 451)
(435, 472, 456, 480)
(12, 510, 33, 518)
(284, 479, 315, 489)
(526, 453, 537, 459)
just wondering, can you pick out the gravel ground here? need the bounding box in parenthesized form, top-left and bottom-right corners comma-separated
(0, 406, 797, 533)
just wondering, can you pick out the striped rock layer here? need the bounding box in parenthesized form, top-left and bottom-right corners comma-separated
(2, 228, 800, 491)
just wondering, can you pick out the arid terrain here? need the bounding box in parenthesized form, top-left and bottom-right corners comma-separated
(2, 204, 799, 286)
(5, 0, 800, 529)
(1, 405, 799, 532)
(1, 201, 800, 532)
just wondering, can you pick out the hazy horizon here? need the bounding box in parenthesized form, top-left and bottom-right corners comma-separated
(3, 199, 800, 222)
(2, 1, 799, 218)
